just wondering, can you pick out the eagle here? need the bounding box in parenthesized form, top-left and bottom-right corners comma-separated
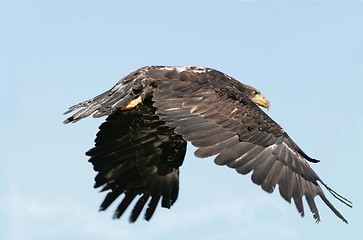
(64, 66, 351, 223)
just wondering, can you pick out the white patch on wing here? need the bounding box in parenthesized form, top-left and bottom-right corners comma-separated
(166, 107, 182, 111)
(174, 66, 208, 73)
(269, 144, 278, 150)
(157, 66, 208, 74)
(190, 105, 198, 114)
(190, 66, 208, 73)
(158, 66, 175, 71)
(174, 66, 189, 73)
(223, 73, 233, 80)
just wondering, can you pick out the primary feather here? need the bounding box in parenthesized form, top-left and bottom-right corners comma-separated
(64, 66, 351, 223)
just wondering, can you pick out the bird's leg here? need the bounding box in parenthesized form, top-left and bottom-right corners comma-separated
(121, 96, 143, 110)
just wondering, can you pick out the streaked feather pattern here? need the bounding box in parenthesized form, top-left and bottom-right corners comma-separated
(64, 66, 351, 223)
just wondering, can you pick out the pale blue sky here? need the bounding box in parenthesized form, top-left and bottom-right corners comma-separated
(1, 0, 362, 239)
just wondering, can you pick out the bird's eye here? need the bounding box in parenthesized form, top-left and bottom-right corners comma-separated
(254, 90, 260, 95)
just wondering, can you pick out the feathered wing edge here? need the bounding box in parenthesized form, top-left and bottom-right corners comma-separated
(317, 181, 352, 223)
(152, 79, 352, 223)
(63, 66, 352, 223)
(63, 69, 147, 124)
(86, 102, 187, 222)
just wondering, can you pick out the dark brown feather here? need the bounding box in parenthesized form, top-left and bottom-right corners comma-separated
(152, 68, 350, 223)
(86, 100, 186, 222)
(64, 66, 351, 223)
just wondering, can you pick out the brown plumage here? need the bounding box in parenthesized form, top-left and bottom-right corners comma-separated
(64, 66, 351, 223)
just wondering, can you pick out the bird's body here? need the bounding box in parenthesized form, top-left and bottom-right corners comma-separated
(64, 66, 351, 223)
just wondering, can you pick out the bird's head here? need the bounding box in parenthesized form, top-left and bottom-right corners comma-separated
(243, 84, 270, 110)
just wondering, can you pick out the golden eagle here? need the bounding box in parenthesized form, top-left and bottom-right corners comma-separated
(64, 66, 351, 223)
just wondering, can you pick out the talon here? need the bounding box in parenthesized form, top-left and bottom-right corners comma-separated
(121, 96, 143, 110)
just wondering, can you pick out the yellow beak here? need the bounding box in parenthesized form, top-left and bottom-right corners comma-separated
(252, 93, 270, 110)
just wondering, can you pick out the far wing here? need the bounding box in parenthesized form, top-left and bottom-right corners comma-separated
(152, 78, 350, 223)
(87, 100, 186, 222)
(63, 69, 147, 123)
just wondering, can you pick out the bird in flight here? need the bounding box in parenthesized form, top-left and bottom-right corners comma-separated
(64, 66, 352, 223)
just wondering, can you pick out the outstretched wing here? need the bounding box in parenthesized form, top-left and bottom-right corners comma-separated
(152, 75, 350, 223)
(86, 100, 186, 222)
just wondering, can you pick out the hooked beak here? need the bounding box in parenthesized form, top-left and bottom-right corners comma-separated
(252, 93, 270, 110)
